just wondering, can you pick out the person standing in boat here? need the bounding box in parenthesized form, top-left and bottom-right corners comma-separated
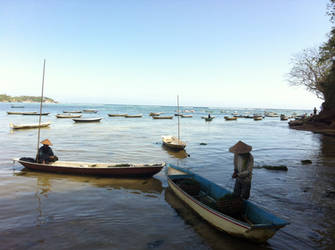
(230, 141, 254, 200)
(37, 139, 58, 164)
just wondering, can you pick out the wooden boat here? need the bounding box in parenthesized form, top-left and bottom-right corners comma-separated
(56, 114, 82, 118)
(149, 112, 161, 116)
(108, 113, 128, 117)
(7, 111, 36, 115)
(152, 116, 173, 119)
(167, 165, 289, 243)
(22, 112, 50, 116)
(162, 136, 186, 150)
(253, 115, 263, 121)
(82, 109, 98, 113)
(224, 116, 237, 121)
(14, 158, 165, 178)
(162, 96, 186, 151)
(10, 121, 51, 129)
(280, 114, 288, 121)
(11, 105, 24, 108)
(73, 117, 102, 123)
(181, 114, 192, 118)
(63, 110, 82, 113)
(202, 116, 215, 121)
(125, 114, 143, 118)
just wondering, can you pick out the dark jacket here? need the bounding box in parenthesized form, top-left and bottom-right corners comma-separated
(37, 145, 54, 163)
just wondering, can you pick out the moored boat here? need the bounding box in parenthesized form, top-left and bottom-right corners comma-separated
(82, 109, 98, 113)
(10, 122, 51, 129)
(224, 116, 237, 121)
(181, 114, 192, 118)
(63, 110, 82, 113)
(167, 165, 289, 243)
(56, 114, 82, 118)
(125, 114, 143, 118)
(162, 136, 186, 150)
(73, 117, 102, 123)
(108, 113, 128, 117)
(22, 112, 50, 116)
(253, 115, 263, 121)
(152, 116, 173, 119)
(280, 114, 288, 121)
(14, 158, 165, 178)
(149, 112, 161, 116)
(7, 111, 37, 115)
(11, 105, 24, 108)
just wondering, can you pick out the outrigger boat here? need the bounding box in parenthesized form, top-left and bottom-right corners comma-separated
(14, 158, 165, 178)
(167, 165, 289, 243)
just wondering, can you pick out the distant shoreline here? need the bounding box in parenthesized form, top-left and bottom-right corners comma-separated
(0, 94, 57, 104)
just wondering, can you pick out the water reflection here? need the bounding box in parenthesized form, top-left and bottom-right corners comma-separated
(164, 188, 271, 250)
(15, 169, 163, 194)
(162, 145, 189, 159)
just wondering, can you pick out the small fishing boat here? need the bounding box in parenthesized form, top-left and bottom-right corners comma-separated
(152, 116, 173, 119)
(181, 114, 192, 118)
(73, 117, 102, 123)
(11, 105, 24, 108)
(280, 114, 288, 121)
(63, 110, 82, 113)
(108, 113, 128, 117)
(224, 116, 237, 121)
(7, 111, 37, 115)
(167, 165, 289, 243)
(174, 113, 182, 116)
(162, 136, 186, 150)
(202, 116, 215, 121)
(10, 122, 51, 129)
(82, 109, 98, 113)
(56, 114, 82, 118)
(253, 115, 263, 121)
(125, 114, 143, 118)
(14, 158, 165, 178)
(149, 112, 161, 116)
(22, 112, 50, 116)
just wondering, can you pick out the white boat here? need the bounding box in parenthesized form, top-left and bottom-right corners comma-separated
(10, 122, 51, 129)
(73, 117, 102, 123)
(63, 110, 82, 113)
(56, 114, 82, 118)
(167, 165, 289, 243)
(181, 114, 192, 118)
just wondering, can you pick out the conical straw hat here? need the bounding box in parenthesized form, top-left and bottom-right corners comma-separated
(229, 141, 252, 154)
(41, 139, 52, 146)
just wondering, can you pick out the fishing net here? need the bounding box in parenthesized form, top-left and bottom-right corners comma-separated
(174, 178, 201, 196)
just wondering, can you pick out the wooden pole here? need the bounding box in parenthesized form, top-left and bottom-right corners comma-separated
(177, 95, 180, 141)
(36, 59, 46, 161)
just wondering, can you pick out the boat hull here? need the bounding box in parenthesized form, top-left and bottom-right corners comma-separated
(73, 118, 102, 123)
(167, 165, 288, 243)
(16, 159, 164, 178)
(10, 122, 51, 129)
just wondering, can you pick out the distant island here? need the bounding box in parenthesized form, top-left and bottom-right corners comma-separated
(0, 94, 57, 103)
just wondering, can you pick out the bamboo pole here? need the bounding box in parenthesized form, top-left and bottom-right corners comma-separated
(36, 59, 46, 161)
(177, 95, 180, 141)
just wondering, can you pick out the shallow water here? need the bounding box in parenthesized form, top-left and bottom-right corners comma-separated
(1, 103, 335, 249)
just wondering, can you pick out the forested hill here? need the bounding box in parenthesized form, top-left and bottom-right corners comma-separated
(0, 94, 57, 103)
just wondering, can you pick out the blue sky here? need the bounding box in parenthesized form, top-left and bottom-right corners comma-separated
(0, 0, 331, 109)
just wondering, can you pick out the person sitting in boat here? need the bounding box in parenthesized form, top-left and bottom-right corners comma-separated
(230, 141, 254, 200)
(208, 114, 211, 118)
(37, 139, 58, 164)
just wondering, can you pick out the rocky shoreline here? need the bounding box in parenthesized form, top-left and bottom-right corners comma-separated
(289, 109, 335, 137)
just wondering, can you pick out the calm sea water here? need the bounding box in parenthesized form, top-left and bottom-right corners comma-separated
(1, 103, 334, 250)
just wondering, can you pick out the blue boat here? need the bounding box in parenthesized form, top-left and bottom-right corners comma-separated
(167, 165, 289, 243)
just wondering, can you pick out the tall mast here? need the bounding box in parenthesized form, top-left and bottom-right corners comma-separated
(36, 59, 46, 161)
(177, 95, 180, 141)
